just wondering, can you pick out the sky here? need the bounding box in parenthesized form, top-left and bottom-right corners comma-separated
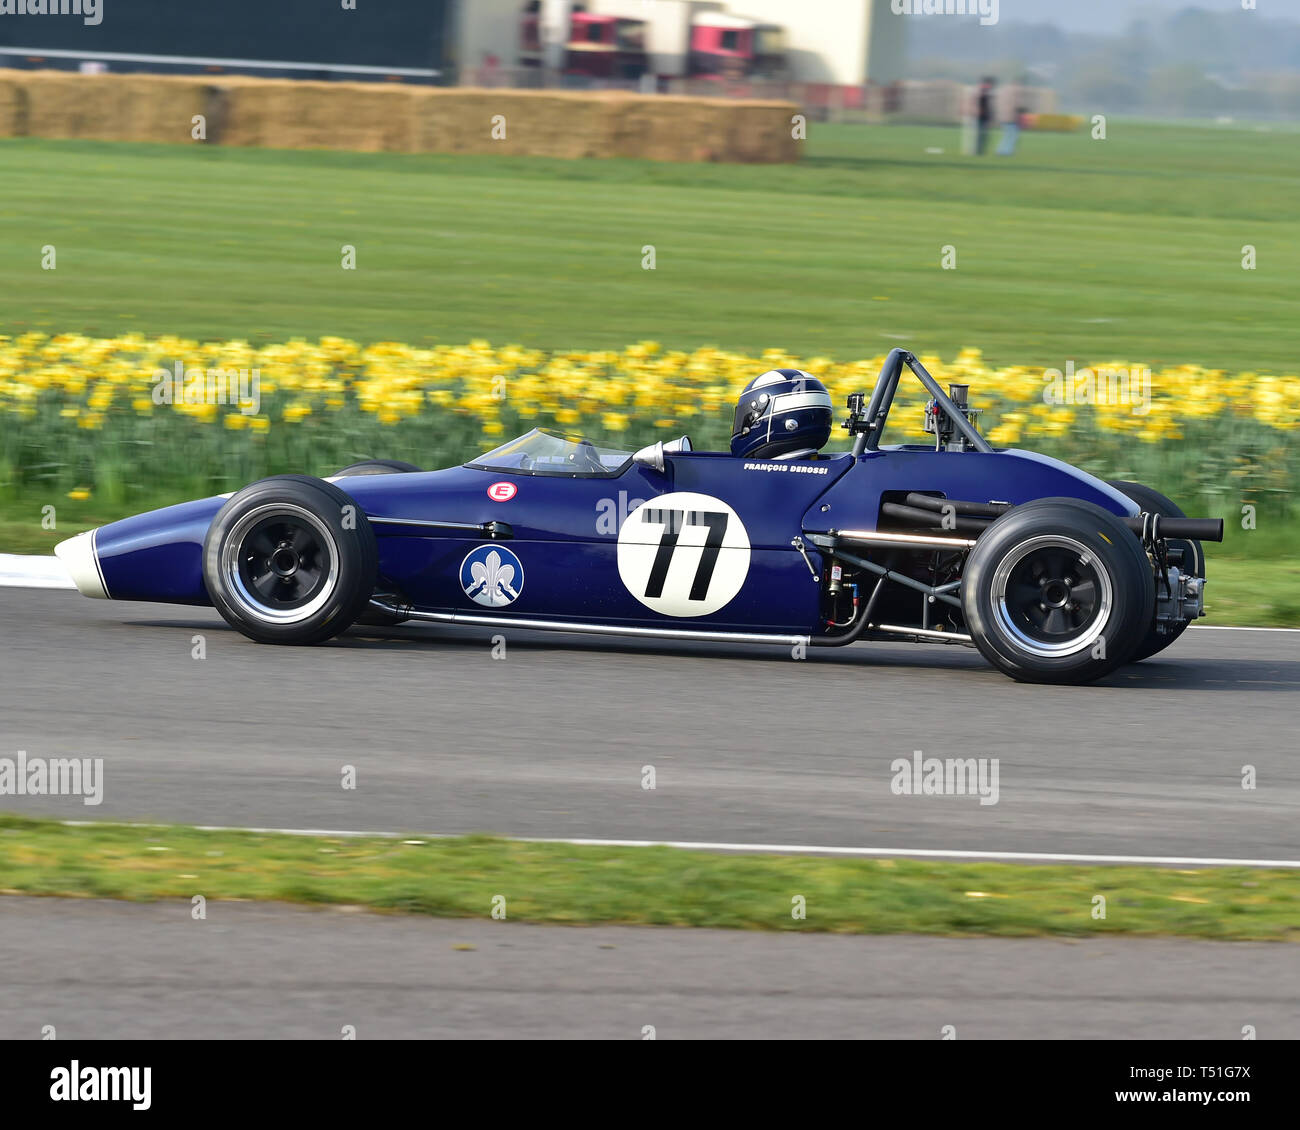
(949, 0, 1296, 33)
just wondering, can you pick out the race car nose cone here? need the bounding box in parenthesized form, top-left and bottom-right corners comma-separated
(54, 530, 108, 599)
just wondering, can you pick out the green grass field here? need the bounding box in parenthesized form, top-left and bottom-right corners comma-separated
(2, 121, 1298, 368)
(3, 816, 1296, 940)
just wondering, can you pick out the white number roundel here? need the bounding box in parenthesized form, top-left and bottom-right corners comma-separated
(617, 492, 751, 617)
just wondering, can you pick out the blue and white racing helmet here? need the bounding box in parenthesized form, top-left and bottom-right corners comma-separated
(730, 369, 833, 460)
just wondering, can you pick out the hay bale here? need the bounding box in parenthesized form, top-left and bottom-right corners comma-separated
(12, 72, 210, 143)
(721, 101, 801, 163)
(5, 73, 802, 164)
(14, 71, 106, 140)
(603, 95, 692, 161)
(413, 88, 800, 163)
(602, 92, 800, 163)
(117, 75, 211, 143)
(0, 75, 24, 138)
(412, 89, 613, 158)
(217, 79, 422, 152)
(214, 78, 303, 149)
(602, 94, 739, 162)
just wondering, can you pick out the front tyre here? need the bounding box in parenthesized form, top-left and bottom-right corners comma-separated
(962, 497, 1155, 684)
(203, 475, 378, 645)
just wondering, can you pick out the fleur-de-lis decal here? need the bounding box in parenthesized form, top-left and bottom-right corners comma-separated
(468, 550, 518, 605)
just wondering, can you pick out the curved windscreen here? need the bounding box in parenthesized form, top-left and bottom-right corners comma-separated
(467, 428, 632, 477)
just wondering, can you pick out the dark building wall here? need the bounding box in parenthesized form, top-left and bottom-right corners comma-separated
(0, 0, 456, 79)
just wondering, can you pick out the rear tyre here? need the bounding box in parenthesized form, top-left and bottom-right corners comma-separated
(203, 475, 377, 645)
(962, 497, 1155, 684)
(1108, 479, 1203, 662)
(333, 459, 422, 476)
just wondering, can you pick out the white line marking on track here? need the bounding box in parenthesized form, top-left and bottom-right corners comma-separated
(1190, 624, 1300, 633)
(0, 554, 73, 589)
(58, 821, 1300, 869)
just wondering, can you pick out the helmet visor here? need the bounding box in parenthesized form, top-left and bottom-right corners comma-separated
(732, 394, 764, 439)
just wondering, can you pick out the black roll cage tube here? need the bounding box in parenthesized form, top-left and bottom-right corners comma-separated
(850, 348, 994, 456)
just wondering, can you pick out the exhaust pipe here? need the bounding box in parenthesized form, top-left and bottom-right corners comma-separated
(1121, 515, 1224, 543)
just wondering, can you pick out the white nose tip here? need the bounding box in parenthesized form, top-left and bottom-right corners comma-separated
(54, 530, 108, 599)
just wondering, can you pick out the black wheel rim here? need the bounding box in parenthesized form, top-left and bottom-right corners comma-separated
(991, 535, 1114, 658)
(238, 516, 331, 610)
(219, 504, 340, 624)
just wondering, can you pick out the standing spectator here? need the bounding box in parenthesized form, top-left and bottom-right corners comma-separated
(997, 82, 1024, 156)
(975, 76, 996, 155)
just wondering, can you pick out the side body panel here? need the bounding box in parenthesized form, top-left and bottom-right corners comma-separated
(800, 448, 1140, 537)
(85, 445, 1138, 635)
(355, 454, 854, 631)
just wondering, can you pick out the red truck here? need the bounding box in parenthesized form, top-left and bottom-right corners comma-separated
(689, 13, 786, 80)
(563, 12, 649, 81)
(561, 6, 785, 85)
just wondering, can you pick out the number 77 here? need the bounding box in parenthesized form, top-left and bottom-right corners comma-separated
(642, 509, 729, 601)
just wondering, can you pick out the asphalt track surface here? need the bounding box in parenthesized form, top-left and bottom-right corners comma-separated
(3, 897, 1296, 1039)
(2, 587, 1298, 1040)
(1, 588, 1296, 861)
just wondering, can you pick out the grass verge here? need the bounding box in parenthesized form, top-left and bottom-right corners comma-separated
(1, 816, 1296, 940)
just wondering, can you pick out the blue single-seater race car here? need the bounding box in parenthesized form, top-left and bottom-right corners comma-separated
(56, 349, 1223, 684)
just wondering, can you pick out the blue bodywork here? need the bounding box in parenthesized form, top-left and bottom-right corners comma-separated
(90, 442, 1138, 635)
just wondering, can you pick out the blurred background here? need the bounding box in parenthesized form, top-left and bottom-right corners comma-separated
(6, 0, 1299, 119)
(1, 0, 1297, 624)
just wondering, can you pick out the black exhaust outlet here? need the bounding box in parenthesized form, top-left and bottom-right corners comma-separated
(1121, 515, 1223, 543)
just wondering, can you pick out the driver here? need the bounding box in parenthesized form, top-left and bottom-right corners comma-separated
(730, 369, 833, 460)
